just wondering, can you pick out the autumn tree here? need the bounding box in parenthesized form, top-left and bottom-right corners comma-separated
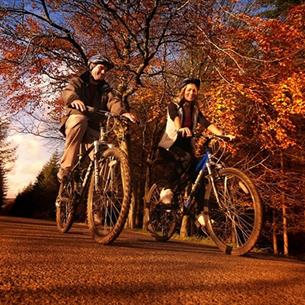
(0, 0, 192, 227)
(185, 1, 305, 254)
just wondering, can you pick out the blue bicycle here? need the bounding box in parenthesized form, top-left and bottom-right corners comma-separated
(146, 134, 262, 256)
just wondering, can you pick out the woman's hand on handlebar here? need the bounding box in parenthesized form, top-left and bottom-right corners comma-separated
(225, 134, 236, 141)
(70, 99, 86, 112)
(121, 112, 138, 123)
(178, 127, 192, 137)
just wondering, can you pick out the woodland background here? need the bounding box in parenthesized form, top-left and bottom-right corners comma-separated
(0, 0, 305, 256)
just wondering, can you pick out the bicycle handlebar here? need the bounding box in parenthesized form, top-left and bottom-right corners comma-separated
(194, 133, 234, 142)
(85, 105, 119, 118)
(68, 105, 130, 124)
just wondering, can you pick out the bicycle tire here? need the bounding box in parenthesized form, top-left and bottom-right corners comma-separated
(87, 147, 131, 244)
(203, 167, 262, 256)
(146, 183, 177, 242)
(55, 180, 75, 233)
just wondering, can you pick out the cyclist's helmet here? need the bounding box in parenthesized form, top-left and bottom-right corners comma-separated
(88, 55, 114, 71)
(179, 78, 201, 90)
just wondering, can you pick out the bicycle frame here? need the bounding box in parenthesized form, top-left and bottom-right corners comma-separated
(69, 142, 94, 201)
(69, 124, 115, 201)
(179, 137, 224, 212)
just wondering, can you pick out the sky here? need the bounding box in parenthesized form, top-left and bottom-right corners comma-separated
(6, 133, 57, 198)
(2, 66, 63, 198)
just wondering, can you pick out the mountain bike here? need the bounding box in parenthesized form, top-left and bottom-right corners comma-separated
(55, 107, 131, 244)
(146, 134, 262, 256)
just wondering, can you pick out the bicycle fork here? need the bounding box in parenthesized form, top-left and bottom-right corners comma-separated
(94, 140, 100, 191)
(206, 158, 231, 213)
(183, 154, 209, 211)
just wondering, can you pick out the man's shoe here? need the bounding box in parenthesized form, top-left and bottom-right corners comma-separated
(195, 213, 206, 227)
(56, 178, 69, 207)
(57, 168, 70, 183)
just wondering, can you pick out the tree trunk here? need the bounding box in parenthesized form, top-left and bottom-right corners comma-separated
(142, 166, 151, 230)
(135, 180, 144, 228)
(280, 151, 289, 256)
(272, 208, 278, 255)
(126, 193, 135, 229)
(282, 196, 289, 256)
(180, 215, 189, 238)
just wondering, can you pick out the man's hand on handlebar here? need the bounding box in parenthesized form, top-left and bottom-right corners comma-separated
(69, 102, 139, 123)
(70, 99, 86, 112)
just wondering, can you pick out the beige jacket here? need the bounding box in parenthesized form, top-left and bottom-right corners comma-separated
(60, 70, 124, 134)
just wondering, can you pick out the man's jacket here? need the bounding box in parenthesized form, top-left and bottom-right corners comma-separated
(60, 70, 124, 134)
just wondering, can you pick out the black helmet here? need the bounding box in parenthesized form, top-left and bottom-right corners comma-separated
(88, 55, 114, 71)
(179, 78, 201, 90)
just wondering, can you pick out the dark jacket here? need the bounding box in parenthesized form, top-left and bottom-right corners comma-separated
(60, 70, 125, 134)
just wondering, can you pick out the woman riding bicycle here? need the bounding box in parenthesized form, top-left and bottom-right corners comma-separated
(156, 78, 234, 205)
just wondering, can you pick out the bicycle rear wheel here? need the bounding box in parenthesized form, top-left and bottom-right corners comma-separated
(55, 179, 75, 233)
(146, 184, 177, 242)
(204, 167, 262, 256)
(87, 147, 130, 244)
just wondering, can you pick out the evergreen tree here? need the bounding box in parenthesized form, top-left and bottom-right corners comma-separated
(11, 151, 60, 219)
(11, 184, 35, 218)
(0, 119, 16, 208)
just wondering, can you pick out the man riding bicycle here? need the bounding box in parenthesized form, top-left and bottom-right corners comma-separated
(58, 54, 137, 183)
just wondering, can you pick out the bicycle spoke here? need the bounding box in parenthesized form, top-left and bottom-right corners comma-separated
(205, 168, 262, 255)
(146, 184, 177, 242)
(87, 147, 130, 244)
(56, 179, 75, 233)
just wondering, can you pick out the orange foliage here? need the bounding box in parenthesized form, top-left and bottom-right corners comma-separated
(0, 1, 304, 153)
(192, 3, 305, 150)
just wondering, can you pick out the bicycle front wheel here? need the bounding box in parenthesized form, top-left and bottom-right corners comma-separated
(204, 168, 262, 256)
(87, 147, 131, 244)
(55, 179, 75, 233)
(146, 184, 177, 242)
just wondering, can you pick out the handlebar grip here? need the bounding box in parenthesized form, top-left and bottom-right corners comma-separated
(69, 104, 127, 122)
(84, 106, 109, 117)
(194, 133, 234, 141)
(67, 104, 96, 113)
(85, 106, 96, 113)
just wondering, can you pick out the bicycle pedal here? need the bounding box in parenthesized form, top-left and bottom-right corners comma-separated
(159, 203, 175, 210)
